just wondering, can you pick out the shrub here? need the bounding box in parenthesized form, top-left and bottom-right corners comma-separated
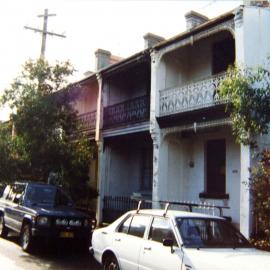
(250, 149, 270, 249)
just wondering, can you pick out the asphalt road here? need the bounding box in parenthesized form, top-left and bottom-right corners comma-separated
(0, 234, 102, 270)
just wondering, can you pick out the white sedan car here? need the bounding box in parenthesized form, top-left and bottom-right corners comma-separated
(92, 209, 270, 270)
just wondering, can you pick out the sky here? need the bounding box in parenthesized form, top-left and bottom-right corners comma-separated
(0, 0, 243, 121)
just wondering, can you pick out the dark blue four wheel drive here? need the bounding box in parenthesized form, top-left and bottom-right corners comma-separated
(0, 182, 95, 253)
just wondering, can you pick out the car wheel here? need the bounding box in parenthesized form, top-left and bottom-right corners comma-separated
(0, 215, 9, 238)
(103, 255, 120, 270)
(21, 223, 34, 252)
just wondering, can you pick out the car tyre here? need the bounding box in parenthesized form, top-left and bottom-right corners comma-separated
(103, 255, 120, 270)
(21, 223, 34, 252)
(0, 215, 9, 238)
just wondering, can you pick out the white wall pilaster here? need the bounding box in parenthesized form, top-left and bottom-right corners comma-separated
(235, 6, 270, 67)
(150, 50, 165, 208)
(95, 73, 103, 142)
(96, 141, 104, 225)
(240, 144, 253, 238)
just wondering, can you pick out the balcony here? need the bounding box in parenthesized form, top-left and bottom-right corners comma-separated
(159, 73, 228, 117)
(103, 95, 150, 129)
(77, 111, 96, 132)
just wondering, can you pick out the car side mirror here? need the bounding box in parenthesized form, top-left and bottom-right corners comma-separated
(14, 196, 23, 205)
(13, 197, 19, 204)
(163, 238, 175, 254)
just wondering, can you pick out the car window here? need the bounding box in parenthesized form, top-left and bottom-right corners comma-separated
(5, 184, 25, 203)
(14, 185, 25, 203)
(176, 218, 251, 248)
(118, 216, 133, 234)
(2, 185, 11, 199)
(25, 185, 56, 206)
(55, 188, 73, 206)
(128, 215, 150, 238)
(6, 186, 16, 201)
(149, 217, 178, 246)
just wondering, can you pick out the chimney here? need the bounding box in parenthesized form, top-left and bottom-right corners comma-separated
(83, 71, 94, 77)
(185, 11, 209, 30)
(143, 33, 165, 49)
(95, 49, 112, 71)
(244, 0, 270, 7)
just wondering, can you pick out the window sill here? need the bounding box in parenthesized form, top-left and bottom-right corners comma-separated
(199, 192, 229, 200)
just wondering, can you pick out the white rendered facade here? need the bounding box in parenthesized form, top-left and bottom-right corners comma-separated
(150, 6, 270, 238)
(80, 5, 270, 235)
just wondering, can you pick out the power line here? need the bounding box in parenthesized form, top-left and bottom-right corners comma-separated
(24, 9, 66, 59)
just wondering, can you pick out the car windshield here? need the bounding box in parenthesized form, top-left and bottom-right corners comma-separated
(176, 217, 251, 248)
(25, 185, 72, 206)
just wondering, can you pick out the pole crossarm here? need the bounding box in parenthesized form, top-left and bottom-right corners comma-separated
(24, 26, 66, 38)
(24, 9, 66, 59)
(38, 13, 56, 18)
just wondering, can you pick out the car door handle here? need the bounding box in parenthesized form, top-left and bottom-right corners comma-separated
(114, 238, 121, 242)
(144, 247, 152, 251)
(102, 231, 108, 235)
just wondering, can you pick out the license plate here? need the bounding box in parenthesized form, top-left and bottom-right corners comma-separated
(59, 231, 74, 238)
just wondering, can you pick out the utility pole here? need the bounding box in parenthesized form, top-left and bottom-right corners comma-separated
(24, 9, 66, 59)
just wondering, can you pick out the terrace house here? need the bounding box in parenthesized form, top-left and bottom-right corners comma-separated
(150, 5, 270, 238)
(95, 37, 162, 223)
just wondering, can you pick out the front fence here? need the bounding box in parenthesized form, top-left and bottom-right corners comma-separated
(103, 196, 152, 223)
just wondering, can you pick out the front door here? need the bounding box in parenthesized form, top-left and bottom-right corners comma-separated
(206, 139, 226, 195)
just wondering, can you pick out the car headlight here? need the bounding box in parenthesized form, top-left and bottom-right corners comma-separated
(56, 218, 69, 226)
(69, 219, 82, 226)
(36, 216, 50, 226)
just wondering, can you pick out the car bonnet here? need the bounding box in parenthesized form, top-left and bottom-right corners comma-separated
(183, 247, 270, 270)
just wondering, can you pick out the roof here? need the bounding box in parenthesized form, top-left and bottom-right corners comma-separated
(14, 181, 56, 188)
(99, 49, 151, 77)
(70, 48, 150, 86)
(154, 9, 235, 50)
(71, 7, 237, 85)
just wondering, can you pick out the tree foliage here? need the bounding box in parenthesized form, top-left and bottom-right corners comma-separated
(220, 61, 270, 248)
(0, 122, 19, 182)
(219, 63, 270, 146)
(0, 58, 96, 202)
(250, 149, 270, 250)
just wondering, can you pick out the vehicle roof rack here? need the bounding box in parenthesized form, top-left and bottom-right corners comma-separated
(134, 199, 229, 217)
(159, 200, 230, 217)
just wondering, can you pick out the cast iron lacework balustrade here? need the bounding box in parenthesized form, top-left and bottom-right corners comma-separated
(159, 73, 228, 116)
(103, 95, 150, 128)
(77, 110, 96, 131)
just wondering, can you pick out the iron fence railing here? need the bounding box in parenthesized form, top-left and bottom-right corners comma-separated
(103, 195, 152, 223)
(77, 110, 96, 131)
(103, 95, 150, 128)
(159, 73, 228, 116)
